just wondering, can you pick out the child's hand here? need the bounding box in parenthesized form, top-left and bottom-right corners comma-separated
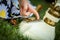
(19, 0, 40, 20)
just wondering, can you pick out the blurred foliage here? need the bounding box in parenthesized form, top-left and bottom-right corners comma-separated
(55, 20, 60, 40)
(0, 0, 60, 40)
(0, 18, 31, 40)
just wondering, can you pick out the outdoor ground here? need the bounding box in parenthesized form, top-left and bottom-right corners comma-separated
(0, 0, 60, 40)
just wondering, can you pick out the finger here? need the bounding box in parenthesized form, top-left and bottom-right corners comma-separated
(22, 6, 31, 16)
(25, 12, 31, 16)
(20, 8, 23, 16)
(23, 4, 27, 11)
(28, 5, 40, 20)
(22, 4, 28, 16)
(32, 9, 40, 20)
(22, 10, 28, 16)
(20, 8, 30, 16)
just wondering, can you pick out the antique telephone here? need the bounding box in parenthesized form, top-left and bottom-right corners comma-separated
(43, 0, 60, 26)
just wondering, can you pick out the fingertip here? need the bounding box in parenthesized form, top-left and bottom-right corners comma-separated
(36, 16, 40, 20)
(36, 15, 40, 20)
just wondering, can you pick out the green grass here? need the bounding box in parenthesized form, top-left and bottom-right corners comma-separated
(55, 20, 60, 40)
(0, 0, 60, 40)
(0, 19, 31, 40)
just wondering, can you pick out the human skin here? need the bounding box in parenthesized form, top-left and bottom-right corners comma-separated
(18, 0, 40, 20)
